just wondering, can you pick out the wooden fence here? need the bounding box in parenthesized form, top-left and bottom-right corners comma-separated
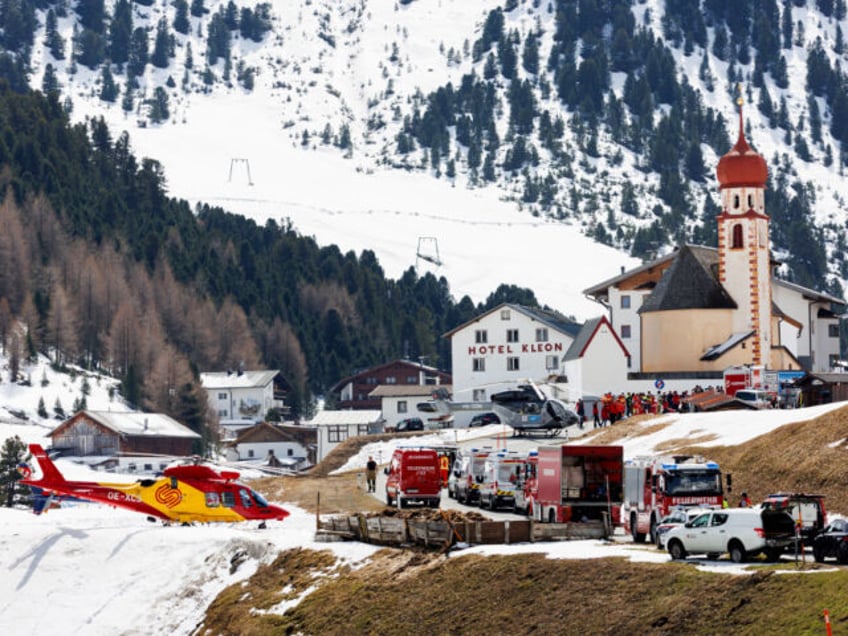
(316, 513, 611, 549)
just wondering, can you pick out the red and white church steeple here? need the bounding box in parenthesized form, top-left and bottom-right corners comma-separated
(715, 95, 771, 366)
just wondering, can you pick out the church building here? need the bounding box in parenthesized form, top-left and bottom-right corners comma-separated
(583, 103, 844, 382)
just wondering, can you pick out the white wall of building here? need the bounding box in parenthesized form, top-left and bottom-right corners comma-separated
(450, 307, 574, 402)
(606, 288, 649, 372)
(580, 322, 630, 398)
(209, 384, 273, 424)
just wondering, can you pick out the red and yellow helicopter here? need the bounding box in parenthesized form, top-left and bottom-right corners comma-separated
(20, 444, 289, 527)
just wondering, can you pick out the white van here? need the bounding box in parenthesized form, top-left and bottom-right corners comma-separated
(664, 508, 795, 562)
(478, 450, 524, 511)
(734, 389, 772, 409)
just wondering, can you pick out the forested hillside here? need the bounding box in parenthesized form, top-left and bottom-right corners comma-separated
(0, 84, 534, 424)
(1, 0, 844, 297)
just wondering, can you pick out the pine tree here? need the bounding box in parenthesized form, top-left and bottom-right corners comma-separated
(99, 64, 118, 102)
(128, 27, 148, 77)
(781, 0, 793, 49)
(121, 82, 134, 112)
(0, 436, 30, 508)
(109, 0, 132, 67)
(53, 397, 65, 419)
(151, 17, 170, 69)
(521, 32, 539, 75)
(173, 0, 190, 35)
(42, 63, 60, 94)
(37, 396, 48, 418)
(45, 9, 66, 60)
(190, 0, 205, 17)
(148, 86, 170, 123)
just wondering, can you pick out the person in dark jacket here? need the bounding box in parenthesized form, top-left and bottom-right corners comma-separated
(366, 456, 377, 492)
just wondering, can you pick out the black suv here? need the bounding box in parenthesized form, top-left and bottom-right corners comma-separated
(469, 412, 500, 427)
(395, 417, 424, 432)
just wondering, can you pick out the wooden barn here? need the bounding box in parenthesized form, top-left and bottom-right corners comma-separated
(794, 373, 848, 406)
(48, 410, 201, 458)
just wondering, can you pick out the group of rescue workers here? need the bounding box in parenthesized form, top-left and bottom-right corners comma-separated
(575, 386, 722, 428)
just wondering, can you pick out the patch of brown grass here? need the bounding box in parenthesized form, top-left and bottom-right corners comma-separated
(199, 548, 848, 635)
(683, 404, 848, 512)
(582, 415, 674, 445)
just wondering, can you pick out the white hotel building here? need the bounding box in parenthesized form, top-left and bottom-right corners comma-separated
(443, 303, 582, 403)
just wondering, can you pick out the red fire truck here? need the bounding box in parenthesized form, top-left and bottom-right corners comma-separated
(623, 455, 725, 544)
(518, 445, 623, 528)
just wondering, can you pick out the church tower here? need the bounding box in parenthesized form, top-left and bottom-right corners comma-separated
(715, 97, 770, 366)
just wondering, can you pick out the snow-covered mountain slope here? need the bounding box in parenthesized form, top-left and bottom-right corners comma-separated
(26, 0, 848, 311)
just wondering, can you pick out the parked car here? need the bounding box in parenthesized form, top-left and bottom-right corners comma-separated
(395, 417, 424, 432)
(469, 412, 500, 427)
(734, 389, 774, 409)
(812, 518, 848, 564)
(664, 508, 796, 563)
(655, 506, 718, 549)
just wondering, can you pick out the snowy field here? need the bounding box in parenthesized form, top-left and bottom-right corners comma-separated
(2, 401, 846, 634)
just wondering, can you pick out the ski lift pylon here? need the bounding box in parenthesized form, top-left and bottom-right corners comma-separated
(416, 236, 442, 270)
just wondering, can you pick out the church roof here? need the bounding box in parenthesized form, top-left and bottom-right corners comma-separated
(716, 103, 768, 189)
(638, 245, 738, 313)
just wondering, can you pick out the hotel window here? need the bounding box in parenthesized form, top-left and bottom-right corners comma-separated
(328, 426, 348, 443)
(536, 327, 549, 342)
(748, 194, 754, 208)
(506, 329, 519, 343)
(473, 389, 486, 401)
(397, 401, 408, 413)
(473, 358, 486, 372)
(733, 194, 740, 209)
(357, 424, 370, 436)
(545, 355, 559, 370)
(731, 224, 744, 249)
(475, 329, 488, 343)
(500, 309, 511, 320)
(828, 324, 839, 338)
(507, 357, 520, 371)
(620, 295, 631, 309)
(385, 376, 397, 384)
(217, 392, 228, 400)
(621, 324, 631, 339)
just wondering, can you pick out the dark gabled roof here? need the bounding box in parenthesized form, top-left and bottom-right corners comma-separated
(442, 303, 581, 340)
(639, 245, 737, 313)
(330, 359, 451, 393)
(228, 422, 316, 447)
(564, 316, 630, 361)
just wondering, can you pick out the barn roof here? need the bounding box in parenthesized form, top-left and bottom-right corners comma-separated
(49, 411, 201, 439)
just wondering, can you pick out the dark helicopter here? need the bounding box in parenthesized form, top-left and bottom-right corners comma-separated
(489, 383, 579, 437)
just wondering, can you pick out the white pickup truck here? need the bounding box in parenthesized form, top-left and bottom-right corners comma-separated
(664, 508, 796, 563)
